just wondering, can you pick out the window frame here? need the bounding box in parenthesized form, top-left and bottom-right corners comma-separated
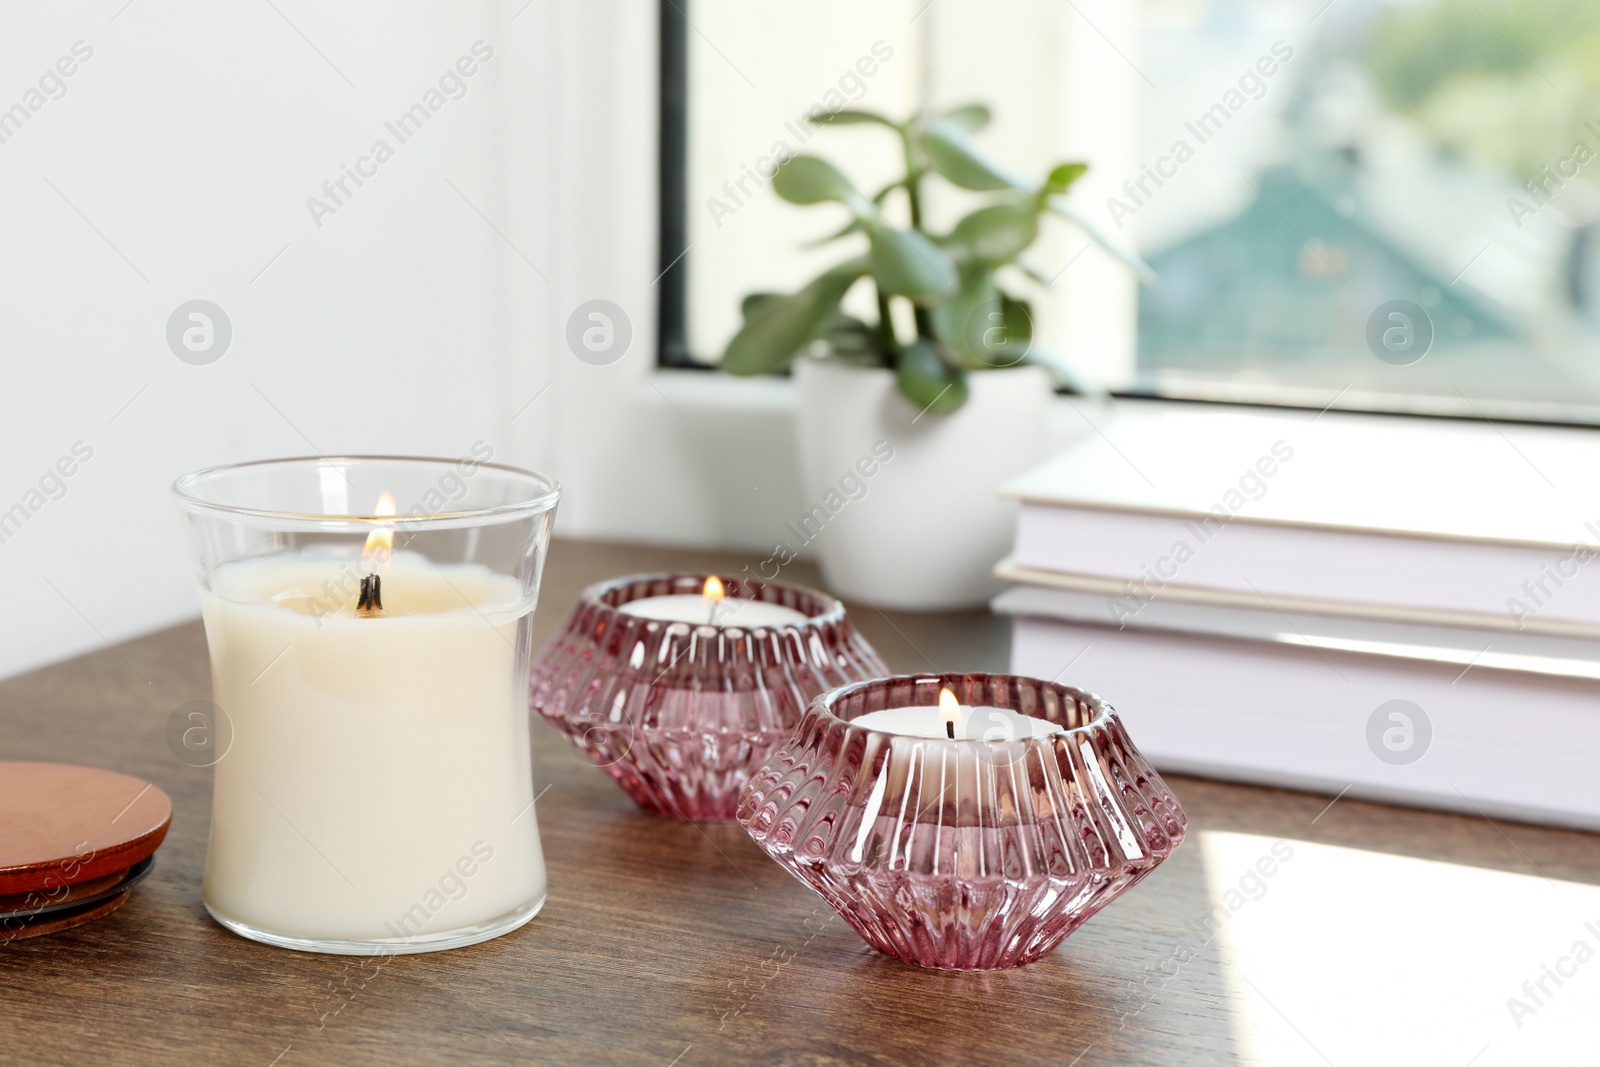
(657, 0, 694, 370)
(654, 0, 1600, 432)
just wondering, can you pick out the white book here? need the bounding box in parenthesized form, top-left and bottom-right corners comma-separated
(994, 584, 1600, 832)
(1002, 406, 1600, 636)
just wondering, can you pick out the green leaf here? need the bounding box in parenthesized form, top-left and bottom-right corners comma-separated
(1042, 162, 1089, 198)
(929, 266, 998, 369)
(772, 155, 858, 205)
(821, 313, 875, 348)
(740, 292, 782, 320)
(721, 259, 867, 375)
(972, 292, 1035, 369)
(949, 203, 1039, 265)
(921, 119, 1025, 192)
(814, 108, 899, 128)
(895, 339, 968, 413)
(802, 181, 897, 244)
(999, 292, 1034, 347)
(932, 272, 1040, 370)
(866, 224, 958, 299)
(1045, 197, 1159, 286)
(822, 315, 891, 367)
(942, 103, 992, 132)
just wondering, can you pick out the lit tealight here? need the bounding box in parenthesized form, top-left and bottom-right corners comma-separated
(703, 575, 725, 623)
(939, 687, 960, 739)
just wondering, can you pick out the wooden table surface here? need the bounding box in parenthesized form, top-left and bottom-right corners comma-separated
(3, 539, 1598, 1066)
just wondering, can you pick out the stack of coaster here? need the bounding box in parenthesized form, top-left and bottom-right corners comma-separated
(0, 762, 172, 942)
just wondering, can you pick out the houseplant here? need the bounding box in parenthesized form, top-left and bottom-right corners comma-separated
(720, 104, 1151, 610)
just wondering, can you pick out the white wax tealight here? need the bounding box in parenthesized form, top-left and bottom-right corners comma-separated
(617, 576, 808, 628)
(851, 688, 1064, 741)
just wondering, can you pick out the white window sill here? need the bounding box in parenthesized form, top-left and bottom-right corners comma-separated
(557, 367, 1600, 554)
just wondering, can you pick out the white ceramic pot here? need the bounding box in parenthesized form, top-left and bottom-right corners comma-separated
(792, 357, 1052, 611)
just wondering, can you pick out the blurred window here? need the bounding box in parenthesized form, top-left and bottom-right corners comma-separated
(663, 0, 1600, 424)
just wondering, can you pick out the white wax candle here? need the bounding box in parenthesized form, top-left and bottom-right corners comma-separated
(852, 705, 1064, 740)
(200, 551, 546, 943)
(618, 594, 808, 628)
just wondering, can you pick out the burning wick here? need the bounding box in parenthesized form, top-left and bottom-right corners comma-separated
(940, 687, 960, 739)
(358, 574, 382, 616)
(358, 491, 397, 618)
(702, 575, 726, 626)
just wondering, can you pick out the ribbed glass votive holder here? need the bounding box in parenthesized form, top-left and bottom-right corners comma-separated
(737, 673, 1187, 970)
(529, 574, 887, 821)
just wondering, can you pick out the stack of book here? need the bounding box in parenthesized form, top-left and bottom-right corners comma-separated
(994, 405, 1600, 830)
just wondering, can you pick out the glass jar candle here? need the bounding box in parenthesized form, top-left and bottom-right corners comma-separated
(173, 455, 559, 954)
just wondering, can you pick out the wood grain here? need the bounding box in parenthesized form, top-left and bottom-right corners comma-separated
(1, 539, 1597, 1066)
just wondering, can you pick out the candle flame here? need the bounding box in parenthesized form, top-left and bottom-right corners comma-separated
(939, 687, 960, 734)
(702, 575, 725, 601)
(361, 491, 397, 569)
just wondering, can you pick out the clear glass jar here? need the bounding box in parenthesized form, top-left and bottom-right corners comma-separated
(172, 455, 559, 955)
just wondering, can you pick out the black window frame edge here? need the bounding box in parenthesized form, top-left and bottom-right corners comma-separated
(654, 1, 1600, 432)
(657, 0, 696, 370)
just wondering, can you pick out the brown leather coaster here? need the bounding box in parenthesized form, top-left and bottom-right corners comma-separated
(0, 763, 172, 895)
(0, 856, 154, 922)
(0, 887, 133, 943)
(0, 866, 127, 916)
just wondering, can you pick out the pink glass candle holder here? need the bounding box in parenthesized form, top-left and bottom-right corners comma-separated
(529, 574, 887, 821)
(737, 673, 1187, 970)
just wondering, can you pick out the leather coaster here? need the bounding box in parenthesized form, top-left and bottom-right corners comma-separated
(0, 856, 154, 923)
(0, 763, 172, 895)
(0, 887, 134, 943)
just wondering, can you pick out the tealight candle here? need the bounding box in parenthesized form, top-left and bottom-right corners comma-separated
(852, 687, 1065, 740)
(617, 575, 808, 628)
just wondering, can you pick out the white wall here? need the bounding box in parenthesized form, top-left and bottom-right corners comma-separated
(0, 1, 557, 679)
